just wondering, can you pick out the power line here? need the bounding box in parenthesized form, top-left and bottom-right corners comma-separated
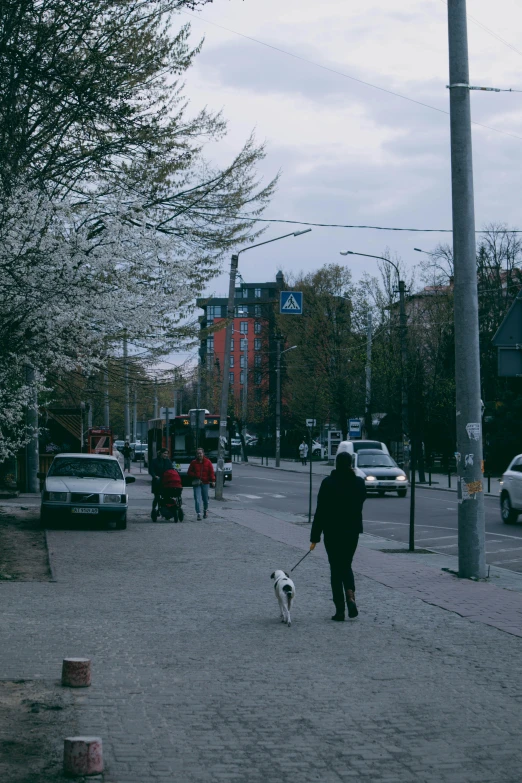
(227, 216, 522, 233)
(182, 11, 522, 143)
(437, 0, 522, 59)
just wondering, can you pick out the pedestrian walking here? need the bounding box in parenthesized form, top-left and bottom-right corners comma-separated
(150, 447, 173, 522)
(187, 447, 215, 520)
(309, 451, 366, 621)
(122, 441, 132, 473)
(299, 438, 308, 466)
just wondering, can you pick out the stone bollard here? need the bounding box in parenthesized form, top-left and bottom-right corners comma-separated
(61, 657, 91, 687)
(64, 736, 103, 776)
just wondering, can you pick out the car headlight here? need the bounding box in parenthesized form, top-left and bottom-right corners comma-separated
(103, 494, 122, 504)
(396, 475, 407, 481)
(48, 492, 67, 502)
(365, 476, 376, 482)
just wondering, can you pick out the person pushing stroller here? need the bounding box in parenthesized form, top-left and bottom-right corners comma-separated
(157, 467, 184, 523)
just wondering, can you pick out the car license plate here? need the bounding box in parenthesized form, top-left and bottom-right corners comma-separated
(71, 507, 99, 515)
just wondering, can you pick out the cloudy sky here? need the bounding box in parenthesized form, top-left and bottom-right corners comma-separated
(167, 0, 522, 365)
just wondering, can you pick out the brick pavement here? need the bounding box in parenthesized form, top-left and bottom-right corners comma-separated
(1, 503, 521, 782)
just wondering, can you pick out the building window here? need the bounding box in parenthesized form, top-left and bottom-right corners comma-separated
(240, 321, 248, 333)
(254, 338, 262, 351)
(255, 372, 262, 384)
(243, 288, 248, 298)
(255, 288, 261, 298)
(254, 321, 261, 334)
(240, 371, 245, 384)
(234, 305, 248, 317)
(240, 338, 248, 351)
(240, 355, 246, 369)
(254, 354, 261, 367)
(254, 304, 262, 317)
(206, 336, 214, 351)
(230, 339, 234, 351)
(229, 372, 234, 384)
(207, 305, 221, 320)
(230, 356, 234, 368)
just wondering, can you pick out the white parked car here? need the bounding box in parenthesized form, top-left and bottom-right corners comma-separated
(337, 439, 390, 457)
(500, 455, 522, 524)
(40, 453, 135, 529)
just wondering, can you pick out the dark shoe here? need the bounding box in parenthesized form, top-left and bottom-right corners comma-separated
(346, 590, 358, 618)
(331, 612, 345, 621)
(151, 509, 158, 522)
(203, 510, 208, 519)
(178, 508, 184, 522)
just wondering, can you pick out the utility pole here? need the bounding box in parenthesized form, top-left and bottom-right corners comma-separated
(123, 330, 130, 442)
(242, 338, 249, 463)
(398, 280, 409, 477)
(216, 253, 238, 500)
(365, 312, 372, 437)
(275, 336, 282, 467)
(154, 377, 158, 419)
(104, 364, 110, 428)
(447, 0, 485, 578)
(25, 364, 39, 493)
(132, 387, 137, 442)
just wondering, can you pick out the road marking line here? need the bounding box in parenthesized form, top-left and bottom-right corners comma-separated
(365, 519, 522, 541)
(485, 546, 522, 555)
(414, 535, 458, 543)
(490, 557, 522, 565)
(236, 494, 262, 499)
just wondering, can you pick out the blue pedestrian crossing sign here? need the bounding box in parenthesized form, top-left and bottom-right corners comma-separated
(280, 291, 303, 315)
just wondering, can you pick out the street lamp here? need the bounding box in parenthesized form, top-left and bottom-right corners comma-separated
(215, 229, 312, 499)
(276, 343, 297, 468)
(340, 250, 410, 476)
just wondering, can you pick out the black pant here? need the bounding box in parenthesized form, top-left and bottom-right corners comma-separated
(325, 534, 360, 611)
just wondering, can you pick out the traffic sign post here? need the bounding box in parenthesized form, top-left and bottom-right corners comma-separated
(160, 407, 175, 418)
(306, 418, 316, 428)
(280, 291, 303, 314)
(348, 418, 361, 439)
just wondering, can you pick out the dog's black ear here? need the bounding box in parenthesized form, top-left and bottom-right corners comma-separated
(284, 571, 290, 578)
(270, 572, 275, 579)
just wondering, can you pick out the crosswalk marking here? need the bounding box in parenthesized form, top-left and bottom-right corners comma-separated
(236, 494, 262, 499)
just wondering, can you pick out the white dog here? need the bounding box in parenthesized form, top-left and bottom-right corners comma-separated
(271, 570, 296, 627)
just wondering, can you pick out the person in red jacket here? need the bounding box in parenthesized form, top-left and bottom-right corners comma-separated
(187, 447, 216, 520)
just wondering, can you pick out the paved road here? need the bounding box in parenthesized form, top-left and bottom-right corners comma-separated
(6, 461, 522, 573)
(218, 464, 522, 573)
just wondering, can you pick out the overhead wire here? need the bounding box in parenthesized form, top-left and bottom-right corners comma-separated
(181, 10, 522, 143)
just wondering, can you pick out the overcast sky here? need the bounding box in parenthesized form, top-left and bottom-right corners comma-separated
(167, 0, 522, 366)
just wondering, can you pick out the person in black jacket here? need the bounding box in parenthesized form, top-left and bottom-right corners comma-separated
(150, 448, 173, 521)
(310, 451, 366, 621)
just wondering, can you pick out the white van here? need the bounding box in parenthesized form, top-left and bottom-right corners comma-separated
(337, 439, 390, 457)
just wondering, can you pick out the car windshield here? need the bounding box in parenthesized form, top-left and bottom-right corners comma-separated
(49, 458, 123, 480)
(358, 455, 396, 468)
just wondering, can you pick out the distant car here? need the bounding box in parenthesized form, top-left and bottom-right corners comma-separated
(132, 444, 147, 462)
(114, 440, 124, 453)
(39, 453, 135, 529)
(311, 441, 326, 458)
(500, 455, 522, 523)
(354, 449, 408, 497)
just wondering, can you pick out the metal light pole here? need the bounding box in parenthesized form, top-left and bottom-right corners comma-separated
(365, 312, 372, 438)
(24, 364, 39, 493)
(275, 342, 297, 467)
(447, 0, 485, 577)
(104, 363, 110, 428)
(242, 338, 249, 463)
(341, 250, 409, 474)
(154, 376, 158, 419)
(132, 387, 137, 442)
(215, 229, 311, 499)
(123, 330, 130, 442)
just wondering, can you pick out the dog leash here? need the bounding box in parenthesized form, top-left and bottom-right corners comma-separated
(290, 549, 313, 572)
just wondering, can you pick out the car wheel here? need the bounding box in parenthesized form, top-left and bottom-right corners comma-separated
(501, 494, 518, 525)
(226, 475, 232, 482)
(397, 489, 407, 498)
(115, 513, 127, 530)
(378, 491, 385, 497)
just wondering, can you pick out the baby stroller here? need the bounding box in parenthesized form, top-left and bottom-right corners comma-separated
(158, 469, 184, 522)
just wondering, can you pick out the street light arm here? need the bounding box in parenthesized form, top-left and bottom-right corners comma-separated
(237, 228, 311, 258)
(340, 250, 400, 278)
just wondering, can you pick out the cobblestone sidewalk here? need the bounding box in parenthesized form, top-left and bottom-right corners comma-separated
(1, 507, 521, 782)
